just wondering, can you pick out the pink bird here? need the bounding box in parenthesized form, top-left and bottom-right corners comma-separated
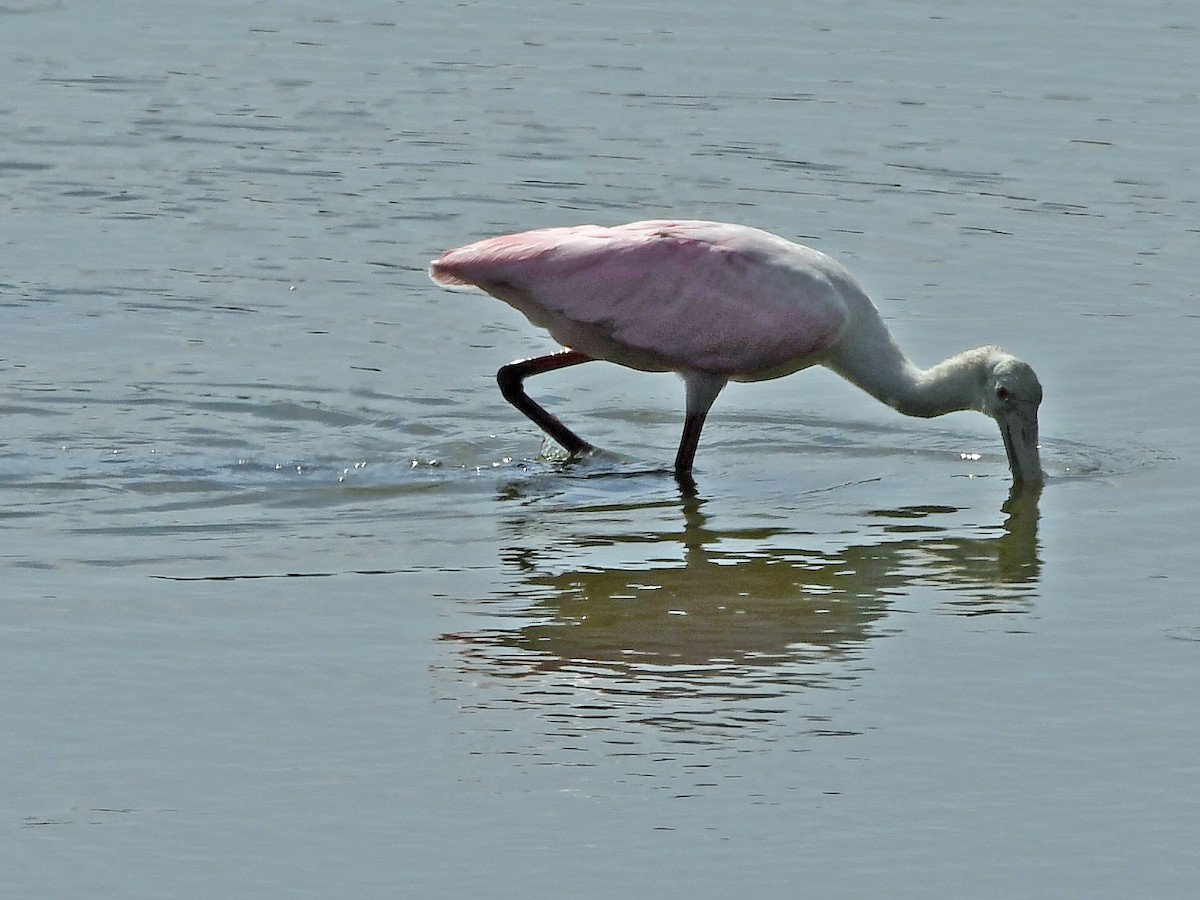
(429, 220, 1043, 481)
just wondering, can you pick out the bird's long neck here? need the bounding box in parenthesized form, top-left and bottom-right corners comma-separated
(823, 311, 994, 419)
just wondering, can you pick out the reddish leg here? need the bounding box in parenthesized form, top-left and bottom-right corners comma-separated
(496, 350, 595, 456)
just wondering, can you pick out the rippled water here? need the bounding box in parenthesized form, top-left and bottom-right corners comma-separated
(4, 1, 1198, 896)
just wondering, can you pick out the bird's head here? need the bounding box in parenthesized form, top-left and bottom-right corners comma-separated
(982, 354, 1044, 483)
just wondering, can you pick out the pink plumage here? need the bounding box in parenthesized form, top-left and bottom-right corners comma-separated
(430, 220, 850, 379)
(428, 219, 1044, 480)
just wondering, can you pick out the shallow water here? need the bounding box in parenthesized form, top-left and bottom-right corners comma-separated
(3, 1, 1199, 896)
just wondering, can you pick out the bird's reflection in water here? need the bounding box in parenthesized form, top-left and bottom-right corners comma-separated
(443, 478, 1041, 739)
(862, 481, 1041, 615)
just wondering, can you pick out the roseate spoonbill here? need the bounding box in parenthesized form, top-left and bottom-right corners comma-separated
(429, 220, 1043, 481)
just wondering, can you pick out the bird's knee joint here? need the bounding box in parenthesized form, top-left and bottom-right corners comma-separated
(496, 364, 523, 401)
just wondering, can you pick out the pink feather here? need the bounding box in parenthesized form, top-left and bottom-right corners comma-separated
(430, 220, 850, 379)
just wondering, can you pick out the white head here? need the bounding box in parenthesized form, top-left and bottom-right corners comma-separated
(981, 353, 1044, 482)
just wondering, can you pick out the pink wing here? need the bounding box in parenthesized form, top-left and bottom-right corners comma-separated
(429, 220, 850, 378)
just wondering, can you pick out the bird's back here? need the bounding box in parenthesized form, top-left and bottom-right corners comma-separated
(430, 220, 853, 379)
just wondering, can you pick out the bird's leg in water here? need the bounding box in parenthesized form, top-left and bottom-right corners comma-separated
(496, 350, 595, 456)
(674, 412, 708, 474)
(674, 372, 728, 474)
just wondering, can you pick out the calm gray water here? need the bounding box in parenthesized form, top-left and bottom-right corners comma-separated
(3, 1, 1198, 897)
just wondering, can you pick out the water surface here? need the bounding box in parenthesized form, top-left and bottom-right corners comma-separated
(3, 1, 1198, 897)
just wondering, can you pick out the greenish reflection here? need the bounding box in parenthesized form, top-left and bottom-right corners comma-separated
(450, 482, 1042, 695)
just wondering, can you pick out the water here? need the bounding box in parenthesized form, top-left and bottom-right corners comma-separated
(3, 1, 1198, 896)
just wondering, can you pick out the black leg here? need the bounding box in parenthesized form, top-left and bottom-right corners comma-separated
(496, 350, 594, 455)
(674, 372, 728, 474)
(673, 411, 708, 474)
